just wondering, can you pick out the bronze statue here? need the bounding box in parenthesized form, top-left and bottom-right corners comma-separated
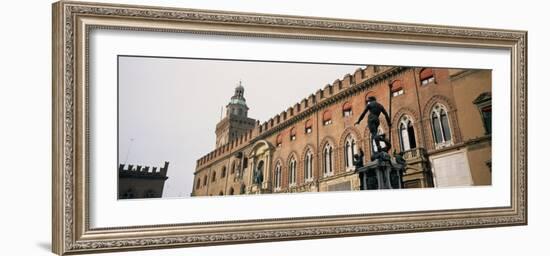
(253, 161, 264, 184)
(355, 96, 391, 152)
(353, 148, 365, 189)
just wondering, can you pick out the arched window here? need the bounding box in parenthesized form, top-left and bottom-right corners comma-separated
(240, 184, 246, 194)
(323, 143, 333, 176)
(203, 175, 207, 186)
(398, 116, 417, 151)
(473, 92, 492, 135)
(420, 68, 435, 85)
(276, 134, 283, 147)
(290, 127, 297, 141)
(344, 135, 357, 169)
(289, 157, 297, 186)
(391, 80, 404, 97)
(342, 102, 353, 117)
(196, 178, 201, 189)
(231, 161, 236, 174)
(431, 104, 452, 148)
(274, 162, 282, 189)
(322, 110, 332, 125)
(229, 187, 234, 195)
(221, 166, 226, 178)
(219, 191, 224, 196)
(211, 171, 216, 182)
(304, 149, 313, 181)
(305, 119, 313, 134)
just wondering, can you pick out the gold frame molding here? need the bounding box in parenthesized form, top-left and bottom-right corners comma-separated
(52, 1, 527, 255)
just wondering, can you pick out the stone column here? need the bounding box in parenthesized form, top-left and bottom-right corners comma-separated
(263, 152, 272, 190)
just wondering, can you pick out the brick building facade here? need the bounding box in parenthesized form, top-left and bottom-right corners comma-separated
(191, 65, 492, 196)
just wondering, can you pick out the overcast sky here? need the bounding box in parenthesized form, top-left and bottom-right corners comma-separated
(118, 56, 364, 198)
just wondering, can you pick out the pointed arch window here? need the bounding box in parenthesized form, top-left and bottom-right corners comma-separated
(344, 135, 357, 169)
(399, 116, 417, 151)
(274, 162, 282, 189)
(323, 143, 334, 176)
(304, 150, 313, 181)
(289, 157, 297, 186)
(196, 178, 201, 189)
(431, 104, 452, 148)
(211, 171, 216, 182)
(203, 175, 207, 186)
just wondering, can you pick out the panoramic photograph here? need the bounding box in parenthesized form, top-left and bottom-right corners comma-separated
(117, 56, 492, 199)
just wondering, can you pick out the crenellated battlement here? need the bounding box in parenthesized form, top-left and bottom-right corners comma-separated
(119, 161, 169, 179)
(196, 65, 396, 169)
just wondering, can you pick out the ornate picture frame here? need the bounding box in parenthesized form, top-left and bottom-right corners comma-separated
(52, 1, 527, 255)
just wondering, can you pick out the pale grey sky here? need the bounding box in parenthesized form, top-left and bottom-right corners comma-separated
(118, 56, 364, 198)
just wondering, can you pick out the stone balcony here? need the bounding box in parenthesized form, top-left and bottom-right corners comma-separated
(402, 147, 429, 163)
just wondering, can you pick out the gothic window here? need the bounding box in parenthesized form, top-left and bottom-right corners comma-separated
(196, 179, 201, 189)
(431, 104, 452, 148)
(211, 171, 216, 182)
(290, 127, 297, 141)
(274, 162, 282, 189)
(344, 135, 357, 169)
(342, 102, 353, 117)
(289, 157, 297, 186)
(323, 143, 334, 176)
(240, 184, 246, 194)
(322, 110, 332, 125)
(231, 161, 236, 174)
(219, 191, 224, 196)
(305, 119, 313, 134)
(398, 116, 417, 151)
(203, 175, 207, 186)
(420, 68, 435, 85)
(229, 187, 234, 195)
(304, 149, 313, 181)
(276, 134, 283, 147)
(473, 92, 492, 135)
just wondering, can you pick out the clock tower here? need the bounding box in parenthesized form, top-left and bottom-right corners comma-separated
(215, 82, 257, 147)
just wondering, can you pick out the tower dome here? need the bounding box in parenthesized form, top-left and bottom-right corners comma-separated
(230, 81, 247, 106)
